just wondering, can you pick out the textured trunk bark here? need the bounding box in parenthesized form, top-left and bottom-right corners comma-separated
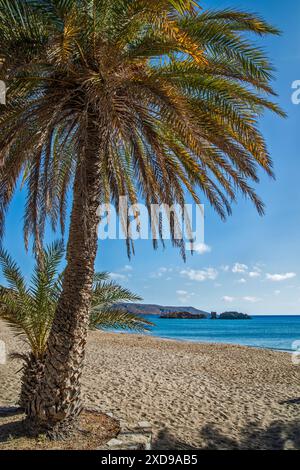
(27, 120, 104, 436)
(19, 354, 45, 409)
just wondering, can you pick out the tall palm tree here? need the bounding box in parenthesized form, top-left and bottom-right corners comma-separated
(0, 0, 284, 435)
(0, 241, 148, 408)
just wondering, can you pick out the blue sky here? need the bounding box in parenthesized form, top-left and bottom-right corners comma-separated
(1, 0, 300, 315)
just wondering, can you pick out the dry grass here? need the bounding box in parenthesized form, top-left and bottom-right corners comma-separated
(0, 408, 119, 450)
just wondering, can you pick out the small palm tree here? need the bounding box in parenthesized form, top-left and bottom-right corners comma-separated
(0, 241, 149, 407)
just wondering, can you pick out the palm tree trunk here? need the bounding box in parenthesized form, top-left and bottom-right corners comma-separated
(27, 120, 105, 437)
(19, 354, 45, 409)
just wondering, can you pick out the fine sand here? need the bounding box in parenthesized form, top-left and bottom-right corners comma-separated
(1, 320, 300, 449)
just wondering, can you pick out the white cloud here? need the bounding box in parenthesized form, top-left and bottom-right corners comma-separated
(222, 296, 235, 302)
(110, 272, 127, 281)
(237, 278, 246, 284)
(193, 243, 211, 255)
(266, 272, 296, 282)
(253, 265, 262, 271)
(150, 267, 173, 278)
(176, 290, 195, 303)
(181, 268, 218, 282)
(221, 265, 230, 272)
(232, 263, 248, 273)
(123, 264, 133, 271)
(243, 296, 260, 303)
(176, 290, 188, 296)
(274, 290, 281, 296)
(249, 271, 261, 278)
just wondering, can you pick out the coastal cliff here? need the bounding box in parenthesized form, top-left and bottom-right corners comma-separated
(116, 303, 210, 317)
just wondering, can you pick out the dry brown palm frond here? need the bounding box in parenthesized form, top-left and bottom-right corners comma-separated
(0, 0, 285, 257)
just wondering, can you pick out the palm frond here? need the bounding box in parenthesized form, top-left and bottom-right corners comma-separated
(89, 308, 152, 332)
(0, 246, 145, 356)
(92, 277, 142, 308)
(0, 0, 284, 257)
(0, 248, 27, 294)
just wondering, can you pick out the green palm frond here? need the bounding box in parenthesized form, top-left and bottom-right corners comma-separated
(30, 240, 65, 301)
(93, 271, 110, 284)
(92, 274, 142, 307)
(90, 273, 147, 331)
(0, 288, 41, 354)
(89, 308, 152, 332)
(0, 243, 63, 356)
(169, 0, 197, 14)
(0, 248, 27, 294)
(0, 245, 146, 356)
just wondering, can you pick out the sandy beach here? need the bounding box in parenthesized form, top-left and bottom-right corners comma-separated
(1, 320, 300, 449)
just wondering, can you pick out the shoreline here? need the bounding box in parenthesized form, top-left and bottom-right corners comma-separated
(123, 313, 300, 354)
(1, 321, 300, 449)
(108, 330, 295, 354)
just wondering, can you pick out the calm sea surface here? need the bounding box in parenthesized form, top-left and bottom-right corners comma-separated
(140, 315, 300, 352)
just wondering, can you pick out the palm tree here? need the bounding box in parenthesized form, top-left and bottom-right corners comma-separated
(0, 0, 284, 434)
(0, 241, 148, 408)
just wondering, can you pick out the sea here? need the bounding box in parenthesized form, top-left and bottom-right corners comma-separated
(140, 315, 300, 352)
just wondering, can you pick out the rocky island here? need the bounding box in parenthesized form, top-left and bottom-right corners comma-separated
(159, 311, 251, 320)
(219, 311, 251, 320)
(159, 311, 207, 319)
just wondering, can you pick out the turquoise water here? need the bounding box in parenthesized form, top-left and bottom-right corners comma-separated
(142, 315, 300, 352)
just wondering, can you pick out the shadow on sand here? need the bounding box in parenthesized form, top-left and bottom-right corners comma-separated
(0, 407, 28, 444)
(152, 419, 300, 450)
(279, 397, 300, 405)
(1, 406, 300, 450)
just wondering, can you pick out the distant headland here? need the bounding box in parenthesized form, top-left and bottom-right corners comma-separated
(117, 303, 251, 320)
(160, 311, 251, 320)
